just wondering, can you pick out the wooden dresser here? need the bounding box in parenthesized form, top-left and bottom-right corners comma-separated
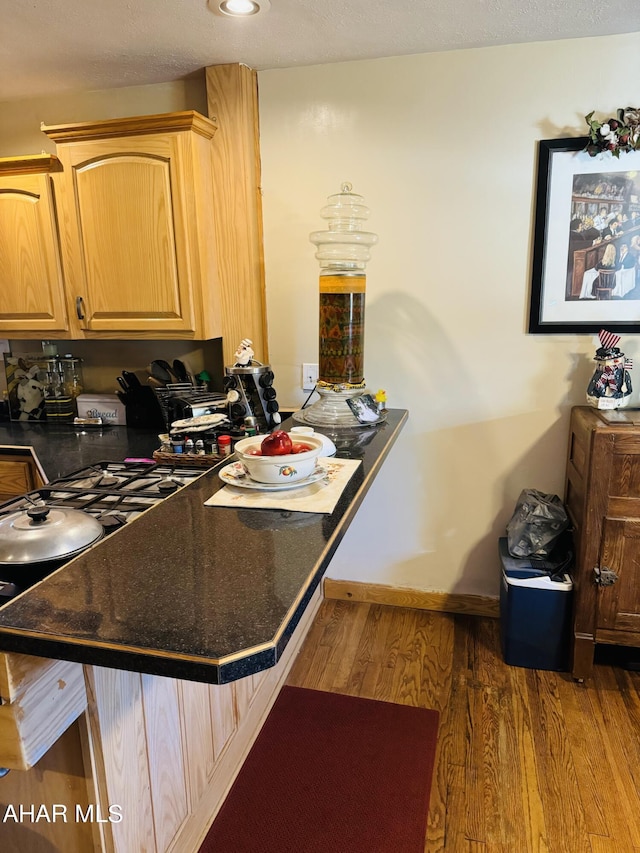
(565, 406, 640, 679)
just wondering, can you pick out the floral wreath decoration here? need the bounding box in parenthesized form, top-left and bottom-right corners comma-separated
(585, 107, 640, 157)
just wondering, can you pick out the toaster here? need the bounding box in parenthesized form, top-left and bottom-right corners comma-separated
(167, 393, 227, 423)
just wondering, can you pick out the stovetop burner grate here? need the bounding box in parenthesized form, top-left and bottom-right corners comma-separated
(50, 461, 202, 489)
(0, 460, 209, 603)
(0, 460, 204, 522)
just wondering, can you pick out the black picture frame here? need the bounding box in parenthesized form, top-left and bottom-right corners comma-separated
(529, 136, 640, 334)
(346, 393, 381, 424)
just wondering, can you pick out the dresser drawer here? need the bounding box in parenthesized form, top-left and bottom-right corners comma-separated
(0, 653, 87, 769)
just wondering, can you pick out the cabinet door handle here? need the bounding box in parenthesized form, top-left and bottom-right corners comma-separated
(76, 296, 85, 320)
(594, 565, 619, 586)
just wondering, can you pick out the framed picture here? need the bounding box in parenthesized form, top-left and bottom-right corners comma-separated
(529, 136, 640, 333)
(3, 354, 48, 421)
(346, 393, 380, 424)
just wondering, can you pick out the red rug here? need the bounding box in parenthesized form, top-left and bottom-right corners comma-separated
(199, 685, 439, 853)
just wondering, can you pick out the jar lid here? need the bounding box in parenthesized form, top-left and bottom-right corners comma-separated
(0, 504, 104, 565)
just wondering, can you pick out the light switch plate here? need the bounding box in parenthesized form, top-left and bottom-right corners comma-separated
(302, 363, 319, 391)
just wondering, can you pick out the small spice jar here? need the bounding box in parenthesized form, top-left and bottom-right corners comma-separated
(205, 436, 218, 455)
(217, 434, 232, 457)
(244, 415, 259, 437)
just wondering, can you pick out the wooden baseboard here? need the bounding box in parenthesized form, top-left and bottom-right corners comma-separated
(323, 578, 499, 618)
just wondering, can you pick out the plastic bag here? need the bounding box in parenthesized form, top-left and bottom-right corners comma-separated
(506, 489, 570, 559)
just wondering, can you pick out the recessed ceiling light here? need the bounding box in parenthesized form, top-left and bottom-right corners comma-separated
(214, 0, 270, 16)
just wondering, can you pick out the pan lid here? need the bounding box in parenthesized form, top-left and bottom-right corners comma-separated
(0, 504, 104, 565)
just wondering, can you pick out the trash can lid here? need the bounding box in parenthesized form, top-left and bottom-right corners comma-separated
(502, 571, 573, 591)
(499, 538, 572, 586)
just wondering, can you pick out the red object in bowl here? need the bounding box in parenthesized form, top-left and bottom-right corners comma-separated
(260, 430, 293, 456)
(291, 442, 313, 454)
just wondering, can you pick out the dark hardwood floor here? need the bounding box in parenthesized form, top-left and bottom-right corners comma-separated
(286, 599, 640, 852)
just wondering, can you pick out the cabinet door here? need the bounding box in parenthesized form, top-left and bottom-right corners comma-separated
(55, 133, 199, 335)
(597, 518, 640, 636)
(87, 666, 156, 853)
(0, 460, 33, 503)
(141, 674, 189, 851)
(0, 456, 45, 502)
(0, 168, 69, 333)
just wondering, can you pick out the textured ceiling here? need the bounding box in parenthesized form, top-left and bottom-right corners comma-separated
(1, 0, 640, 102)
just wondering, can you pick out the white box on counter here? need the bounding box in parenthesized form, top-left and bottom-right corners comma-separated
(76, 394, 126, 425)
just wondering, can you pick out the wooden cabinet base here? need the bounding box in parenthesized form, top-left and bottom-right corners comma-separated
(0, 720, 94, 853)
(566, 406, 640, 679)
(0, 653, 87, 770)
(570, 633, 597, 681)
(0, 585, 322, 852)
(82, 583, 323, 853)
(0, 452, 46, 500)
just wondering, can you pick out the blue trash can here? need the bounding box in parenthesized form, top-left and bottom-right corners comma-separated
(499, 537, 573, 671)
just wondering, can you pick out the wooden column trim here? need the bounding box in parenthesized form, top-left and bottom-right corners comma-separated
(205, 63, 268, 367)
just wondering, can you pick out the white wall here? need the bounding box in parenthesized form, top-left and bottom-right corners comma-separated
(0, 77, 207, 156)
(257, 33, 640, 597)
(3, 41, 640, 599)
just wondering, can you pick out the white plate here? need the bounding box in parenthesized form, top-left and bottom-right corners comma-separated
(169, 420, 230, 435)
(170, 413, 228, 430)
(218, 462, 328, 491)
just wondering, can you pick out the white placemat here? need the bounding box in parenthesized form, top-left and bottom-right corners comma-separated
(204, 458, 361, 514)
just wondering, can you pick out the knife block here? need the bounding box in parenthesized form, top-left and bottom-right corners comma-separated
(124, 386, 166, 430)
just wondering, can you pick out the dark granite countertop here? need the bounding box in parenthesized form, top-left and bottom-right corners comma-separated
(0, 421, 160, 481)
(0, 410, 408, 684)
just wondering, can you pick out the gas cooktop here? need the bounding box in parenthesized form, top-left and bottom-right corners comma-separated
(0, 460, 203, 524)
(0, 460, 205, 602)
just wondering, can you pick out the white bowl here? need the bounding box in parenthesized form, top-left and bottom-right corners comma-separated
(290, 426, 336, 457)
(233, 433, 324, 484)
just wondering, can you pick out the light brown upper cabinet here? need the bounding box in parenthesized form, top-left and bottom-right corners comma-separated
(0, 154, 69, 334)
(1, 65, 268, 367)
(42, 111, 222, 340)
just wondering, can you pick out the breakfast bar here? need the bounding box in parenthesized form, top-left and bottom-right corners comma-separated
(0, 411, 407, 853)
(0, 410, 407, 682)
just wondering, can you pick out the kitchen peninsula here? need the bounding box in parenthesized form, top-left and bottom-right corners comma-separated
(0, 411, 407, 853)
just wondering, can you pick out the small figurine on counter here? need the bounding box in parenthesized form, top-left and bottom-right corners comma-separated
(195, 370, 211, 389)
(233, 339, 254, 366)
(586, 329, 633, 410)
(374, 389, 387, 414)
(15, 363, 46, 421)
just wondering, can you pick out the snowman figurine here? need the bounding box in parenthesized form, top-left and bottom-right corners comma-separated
(586, 329, 633, 410)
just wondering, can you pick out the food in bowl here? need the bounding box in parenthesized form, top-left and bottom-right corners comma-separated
(260, 430, 293, 455)
(245, 430, 315, 456)
(234, 433, 324, 483)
